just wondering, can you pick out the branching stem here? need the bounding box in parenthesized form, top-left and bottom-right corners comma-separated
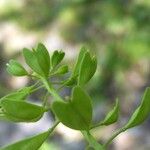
(42, 78, 63, 102)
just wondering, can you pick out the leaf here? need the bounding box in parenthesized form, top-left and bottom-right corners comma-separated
(100, 99, 119, 125)
(23, 48, 44, 77)
(1, 100, 45, 122)
(52, 86, 93, 130)
(51, 50, 65, 68)
(72, 47, 87, 77)
(0, 86, 34, 102)
(6, 60, 28, 76)
(35, 43, 50, 77)
(124, 87, 150, 129)
(62, 75, 77, 87)
(54, 65, 69, 75)
(78, 52, 97, 86)
(1, 130, 50, 150)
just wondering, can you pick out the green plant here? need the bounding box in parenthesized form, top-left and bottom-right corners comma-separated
(0, 43, 150, 150)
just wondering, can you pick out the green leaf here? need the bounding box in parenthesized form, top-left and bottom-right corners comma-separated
(6, 60, 28, 76)
(23, 48, 44, 77)
(124, 87, 150, 129)
(72, 47, 87, 77)
(35, 43, 50, 77)
(0, 86, 34, 102)
(103, 88, 150, 148)
(78, 52, 97, 86)
(1, 131, 50, 150)
(51, 50, 65, 68)
(62, 75, 77, 87)
(1, 100, 45, 122)
(100, 99, 119, 125)
(52, 86, 93, 130)
(54, 65, 69, 75)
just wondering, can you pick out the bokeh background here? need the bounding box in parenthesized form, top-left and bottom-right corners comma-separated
(0, 0, 150, 150)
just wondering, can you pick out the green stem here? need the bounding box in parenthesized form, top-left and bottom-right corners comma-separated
(51, 81, 61, 85)
(31, 85, 44, 93)
(57, 84, 65, 91)
(42, 78, 63, 101)
(48, 120, 60, 134)
(81, 131, 104, 150)
(90, 122, 104, 130)
(42, 91, 49, 107)
(104, 127, 127, 148)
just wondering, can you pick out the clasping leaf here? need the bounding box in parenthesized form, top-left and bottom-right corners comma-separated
(52, 86, 93, 130)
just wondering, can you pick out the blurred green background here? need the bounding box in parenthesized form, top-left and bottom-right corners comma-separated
(0, 0, 150, 150)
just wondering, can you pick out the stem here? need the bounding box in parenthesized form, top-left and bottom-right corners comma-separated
(90, 122, 104, 130)
(48, 120, 60, 134)
(81, 131, 104, 150)
(104, 127, 127, 148)
(51, 81, 61, 85)
(42, 91, 49, 107)
(57, 84, 65, 91)
(42, 78, 63, 101)
(31, 85, 44, 93)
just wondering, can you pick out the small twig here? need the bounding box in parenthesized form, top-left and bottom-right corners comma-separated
(42, 91, 50, 107)
(90, 122, 104, 130)
(48, 120, 60, 134)
(103, 127, 127, 148)
(81, 131, 104, 150)
(31, 85, 44, 93)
